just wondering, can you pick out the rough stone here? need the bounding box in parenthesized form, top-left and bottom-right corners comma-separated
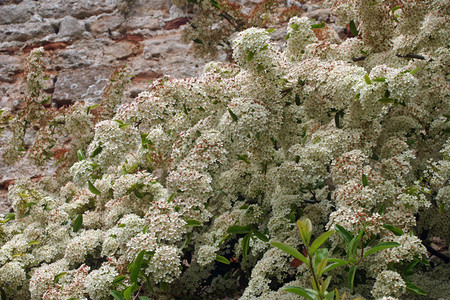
(89, 14, 124, 35)
(125, 17, 160, 31)
(52, 67, 113, 105)
(104, 41, 136, 61)
(0, 21, 55, 43)
(37, 0, 119, 19)
(304, 8, 331, 22)
(0, 0, 37, 25)
(0, 55, 23, 82)
(58, 16, 86, 40)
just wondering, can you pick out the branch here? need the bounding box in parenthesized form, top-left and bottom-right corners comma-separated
(423, 242, 450, 264)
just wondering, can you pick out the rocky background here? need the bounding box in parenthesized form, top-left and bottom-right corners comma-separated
(0, 0, 335, 212)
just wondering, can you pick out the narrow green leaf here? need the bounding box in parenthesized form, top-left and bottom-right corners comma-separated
(406, 282, 427, 295)
(323, 261, 348, 273)
(237, 154, 250, 164)
(112, 275, 127, 284)
(310, 230, 334, 255)
(373, 77, 386, 82)
(270, 241, 308, 265)
(109, 290, 124, 300)
(86, 104, 99, 115)
(130, 250, 145, 284)
(363, 242, 400, 258)
(391, 6, 401, 13)
(266, 28, 276, 33)
(290, 23, 299, 31)
(91, 146, 102, 158)
(348, 225, 367, 259)
(88, 181, 101, 195)
(349, 20, 358, 36)
(362, 174, 368, 187)
(28, 240, 40, 246)
(216, 255, 230, 264)
(228, 108, 238, 121)
(54, 272, 67, 283)
(282, 286, 316, 300)
(185, 219, 202, 227)
(409, 67, 420, 75)
(378, 98, 396, 104)
(252, 229, 269, 242)
(209, 0, 220, 9)
(227, 225, 253, 234)
(383, 224, 403, 236)
(247, 50, 255, 62)
(364, 74, 372, 84)
(77, 150, 85, 161)
(348, 265, 357, 291)
(335, 225, 353, 244)
(242, 233, 251, 261)
(167, 193, 175, 203)
(73, 214, 83, 232)
(311, 21, 325, 29)
(193, 38, 203, 44)
(123, 285, 133, 300)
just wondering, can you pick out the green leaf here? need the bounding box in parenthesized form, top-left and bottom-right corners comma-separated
(373, 77, 386, 82)
(185, 219, 202, 227)
(270, 241, 308, 265)
(391, 6, 401, 13)
(91, 146, 102, 158)
(241, 233, 251, 261)
(228, 108, 238, 121)
(364, 74, 372, 84)
(378, 98, 396, 104)
(237, 154, 250, 164)
(247, 50, 255, 62)
(118, 223, 126, 228)
(297, 218, 313, 246)
(123, 285, 133, 300)
(406, 282, 427, 295)
(112, 275, 127, 284)
(282, 286, 316, 300)
(323, 260, 348, 273)
(252, 229, 269, 242)
(348, 265, 357, 291)
(134, 190, 144, 199)
(54, 272, 67, 283)
(88, 181, 101, 195)
(110, 290, 124, 300)
(77, 149, 85, 161)
(216, 255, 230, 264)
(310, 230, 334, 255)
(290, 23, 299, 31)
(209, 0, 220, 9)
(362, 174, 368, 187)
(363, 242, 400, 258)
(193, 38, 203, 44)
(227, 225, 253, 234)
(349, 20, 358, 36)
(409, 67, 420, 75)
(311, 21, 325, 29)
(167, 193, 175, 203)
(348, 225, 367, 259)
(73, 214, 83, 232)
(266, 28, 276, 33)
(383, 224, 403, 236)
(28, 240, 40, 246)
(130, 250, 145, 284)
(86, 104, 99, 115)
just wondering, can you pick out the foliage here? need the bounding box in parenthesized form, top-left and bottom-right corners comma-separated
(0, 0, 449, 299)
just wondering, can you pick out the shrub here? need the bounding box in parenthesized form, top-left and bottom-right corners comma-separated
(1, 0, 449, 299)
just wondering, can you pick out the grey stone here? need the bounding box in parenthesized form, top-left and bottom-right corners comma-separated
(52, 48, 94, 70)
(0, 55, 23, 83)
(0, 0, 37, 25)
(0, 21, 55, 43)
(143, 34, 186, 59)
(53, 67, 113, 104)
(89, 14, 124, 35)
(37, 0, 119, 19)
(58, 16, 85, 40)
(104, 41, 136, 61)
(125, 16, 160, 31)
(169, 5, 187, 20)
(304, 8, 331, 22)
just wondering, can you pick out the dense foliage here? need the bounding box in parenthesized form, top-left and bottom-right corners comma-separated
(0, 0, 449, 299)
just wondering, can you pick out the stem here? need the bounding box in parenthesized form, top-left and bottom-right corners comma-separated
(307, 248, 323, 300)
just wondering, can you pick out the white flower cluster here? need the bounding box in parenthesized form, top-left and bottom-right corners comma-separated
(371, 270, 406, 299)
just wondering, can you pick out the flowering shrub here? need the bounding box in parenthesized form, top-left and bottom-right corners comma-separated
(1, 0, 449, 299)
